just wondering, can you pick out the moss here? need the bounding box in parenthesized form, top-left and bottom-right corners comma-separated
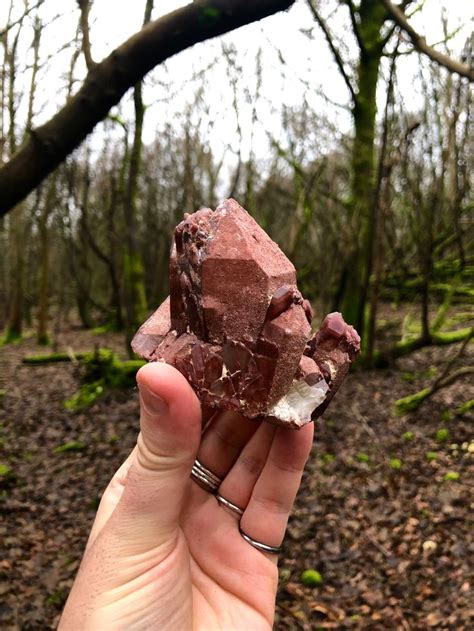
(321, 453, 336, 464)
(54, 441, 86, 454)
(426, 451, 438, 462)
(300, 569, 323, 587)
(441, 410, 453, 422)
(23, 351, 87, 364)
(389, 458, 402, 470)
(64, 349, 144, 410)
(431, 328, 473, 345)
(64, 381, 104, 411)
(200, 6, 220, 20)
(443, 471, 460, 482)
(395, 388, 431, 414)
(456, 399, 474, 415)
(435, 428, 450, 443)
(402, 431, 414, 442)
(1, 327, 22, 346)
(356, 452, 370, 463)
(0, 463, 12, 477)
(123, 253, 148, 327)
(374, 327, 472, 368)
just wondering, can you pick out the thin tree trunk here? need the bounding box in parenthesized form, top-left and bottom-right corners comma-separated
(365, 40, 399, 364)
(123, 0, 154, 350)
(37, 179, 56, 344)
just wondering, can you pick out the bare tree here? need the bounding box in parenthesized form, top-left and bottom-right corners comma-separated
(0, 0, 295, 216)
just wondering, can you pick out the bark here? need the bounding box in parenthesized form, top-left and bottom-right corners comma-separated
(0, 0, 295, 216)
(123, 0, 153, 347)
(365, 40, 398, 364)
(341, 0, 387, 331)
(37, 180, 56, 345)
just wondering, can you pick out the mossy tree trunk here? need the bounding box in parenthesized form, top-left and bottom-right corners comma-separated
(340, 0, 387, 334)
(123, 0, 154, 349)
(37, 177, 57, 345)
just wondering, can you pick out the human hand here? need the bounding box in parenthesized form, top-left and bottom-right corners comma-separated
(60, 362, 314, 630)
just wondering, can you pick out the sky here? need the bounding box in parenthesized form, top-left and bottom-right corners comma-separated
(1, 0, 472, 178)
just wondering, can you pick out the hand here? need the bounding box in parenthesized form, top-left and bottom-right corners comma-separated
(60, 363, 314, 630)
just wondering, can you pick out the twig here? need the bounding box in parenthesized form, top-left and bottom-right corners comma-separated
(380, 0, 473, 80)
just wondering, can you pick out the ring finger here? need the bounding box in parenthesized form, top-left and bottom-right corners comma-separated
(240, 423, 314, 558)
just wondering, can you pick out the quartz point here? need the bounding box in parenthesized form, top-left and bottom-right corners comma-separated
(132, 199, 360, 428)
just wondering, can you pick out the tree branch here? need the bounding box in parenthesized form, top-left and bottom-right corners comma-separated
(381, 0, 473, 80)
(0, 0, 295, 216)
(341, 0, 365, 55)
(0, 0, 45, 39)
(307, 0, 356, 104)
(77, 0, 96, 70)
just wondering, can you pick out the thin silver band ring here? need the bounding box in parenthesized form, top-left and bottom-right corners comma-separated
(239, 527, 282, 555)
(191, 459, 222, 493)
(216, 493, 244, 516)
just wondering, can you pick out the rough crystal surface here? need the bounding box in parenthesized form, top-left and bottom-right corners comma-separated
(132, 199, 360, 427)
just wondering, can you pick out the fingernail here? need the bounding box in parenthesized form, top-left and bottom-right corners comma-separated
(140, 386, 169, 416)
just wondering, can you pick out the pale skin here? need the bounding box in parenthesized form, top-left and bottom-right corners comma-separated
(60, 363, 314, 630)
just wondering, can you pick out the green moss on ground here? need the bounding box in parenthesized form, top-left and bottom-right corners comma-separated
(64, 348, 144, 411)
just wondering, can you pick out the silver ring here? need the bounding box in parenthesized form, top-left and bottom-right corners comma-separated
(191, 459, 222, 493)
(239, 527, 282, 555)
(216, 493, 244, 516)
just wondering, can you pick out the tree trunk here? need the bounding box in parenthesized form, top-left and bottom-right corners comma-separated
(340, 0, 387, 334)
(123, 0, 153, 349)
(37, 179, 56, 345)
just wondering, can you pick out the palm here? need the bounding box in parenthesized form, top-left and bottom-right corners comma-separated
(183, 488, 278, 629)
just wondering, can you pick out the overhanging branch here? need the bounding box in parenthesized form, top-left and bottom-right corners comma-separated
(0, 0, 294, 216)
(381, 0, 473, 81)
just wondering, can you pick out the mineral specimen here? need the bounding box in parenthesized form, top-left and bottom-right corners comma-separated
(132, 199, 360, 428)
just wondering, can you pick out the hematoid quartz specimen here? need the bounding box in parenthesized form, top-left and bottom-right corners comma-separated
(132, 199, 360, 428)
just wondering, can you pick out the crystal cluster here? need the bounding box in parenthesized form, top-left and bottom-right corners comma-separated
(132, 199, 360, 428)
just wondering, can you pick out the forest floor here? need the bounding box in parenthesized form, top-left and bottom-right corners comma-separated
(0, 310, 473, 630)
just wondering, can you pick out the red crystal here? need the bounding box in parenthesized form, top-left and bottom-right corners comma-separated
(132, 199, 360, 427)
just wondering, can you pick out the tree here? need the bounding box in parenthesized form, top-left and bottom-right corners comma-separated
(0, 0, 295, 216)
(307, 0, 472, 336)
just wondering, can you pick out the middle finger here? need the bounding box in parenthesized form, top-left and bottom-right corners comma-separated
(195, 409, 260, 480)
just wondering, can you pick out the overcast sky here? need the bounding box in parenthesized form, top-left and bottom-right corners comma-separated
(1, 0, 472, 176)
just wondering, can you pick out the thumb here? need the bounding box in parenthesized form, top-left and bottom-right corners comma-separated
(110, 362, 202, 553)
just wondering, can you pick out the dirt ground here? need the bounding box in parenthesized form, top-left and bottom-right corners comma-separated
(0, 322, 472, 630)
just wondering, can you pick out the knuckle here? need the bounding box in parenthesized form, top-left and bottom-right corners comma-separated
(240, 454, 265, 477)
(253, 494, 290, 515)
(269, 456, 303, 475)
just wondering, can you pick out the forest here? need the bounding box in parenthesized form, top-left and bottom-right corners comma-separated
(0, 0, 472, 628)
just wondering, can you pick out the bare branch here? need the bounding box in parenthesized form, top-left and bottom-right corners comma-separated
(306, 0, 357, 104)
(77, 0, 96, 70)
(0, 0, 45, 39)
(341, 0, 364, 54)
(381, 0, 473, 80)
(0, 0, 295, 216)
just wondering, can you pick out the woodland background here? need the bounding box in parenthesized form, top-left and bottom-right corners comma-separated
(0, 0, 473, 629)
